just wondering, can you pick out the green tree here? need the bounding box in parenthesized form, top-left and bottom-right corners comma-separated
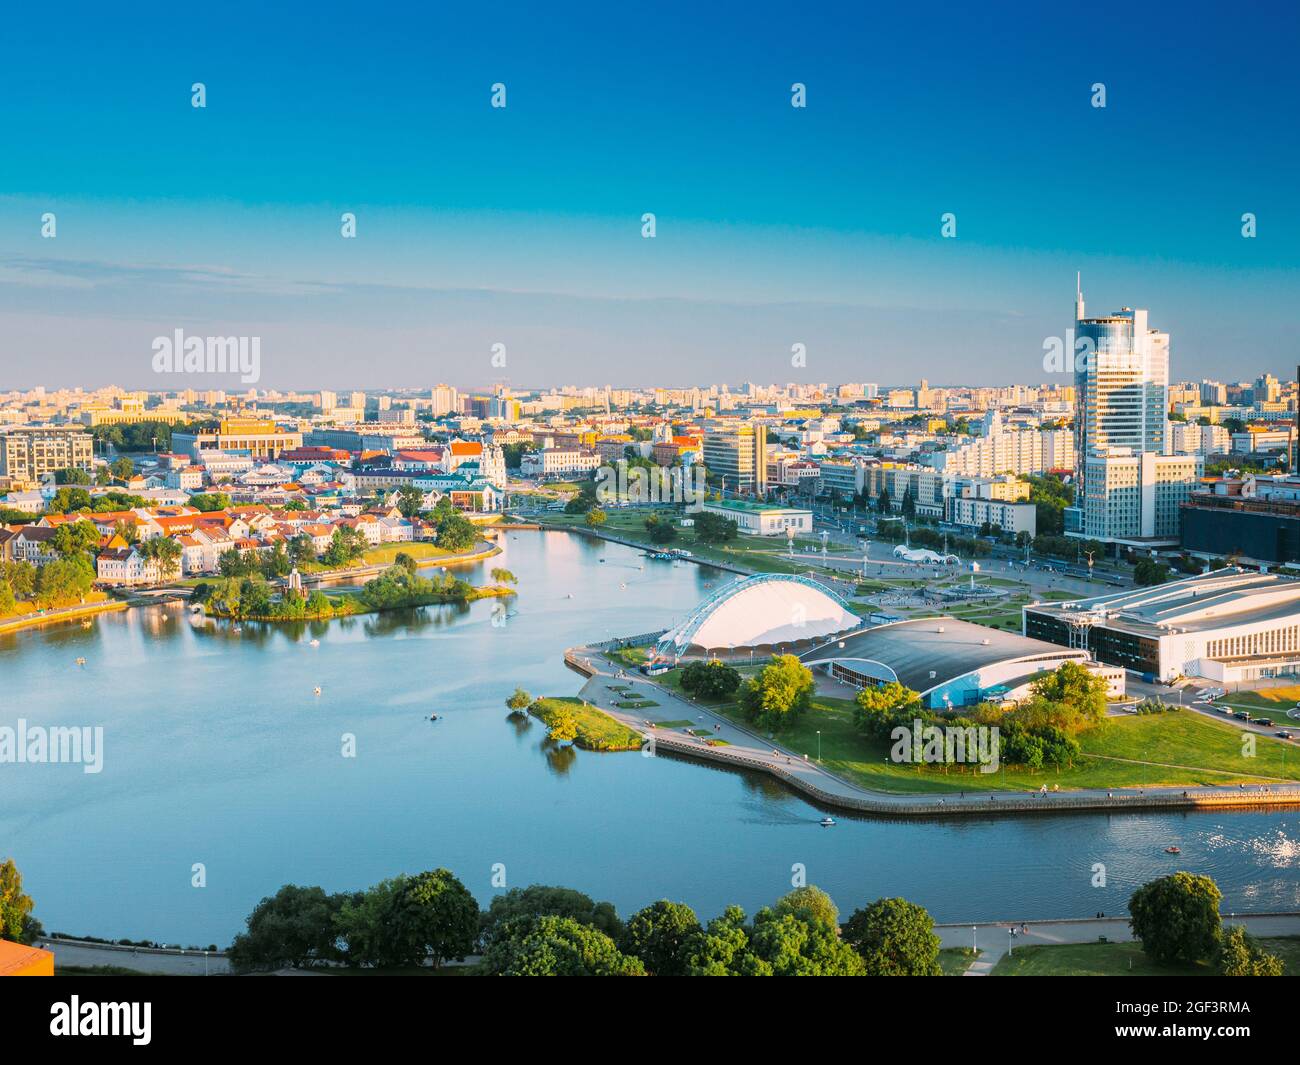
(35, 556, 95, 608)
(749, 907, 866, 975)
(483, 915, 644, 976)
(396, 485, 424, 519)
(0, 580, 15, 617)
(54, 467, 92, 486)
(227, 884, 347, 972)
(140, 536, 182, 581)
(289, 533, 317, 567)
(1215, 926, 1284, 976)
(110, 456, 135, 481)
(739, 654, 815, 732)
(490, 567, 517, 585)
(693, 511, 737, 543)
(774, 885, 839, 929)
(188, 492, 230, 513)
(619, 900, 701, 977)
(0, 858, 37, 943)
(842, 897, 942, 976)
(52, 519, 101, 561)
(1134, 557, 1171, 586)
(585, 507, 607, 528)
(505, 687, 532, 712)
(1129, 872, 1223, 966)
(435, 513, 478, 552)
(686, 905, 770, 975)
(403, 868, 479, 968)
(679, 660, 741, 700)
(334, 877, 421, 968)
(854, 681, 921, 737)
(479, 885, 622, 947)
(1027, 661, 1109, 731)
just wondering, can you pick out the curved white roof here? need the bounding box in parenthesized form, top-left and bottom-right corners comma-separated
(658, 573, 862, 654)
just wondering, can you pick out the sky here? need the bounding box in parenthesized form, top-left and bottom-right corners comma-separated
(1, 0, 1297, 391)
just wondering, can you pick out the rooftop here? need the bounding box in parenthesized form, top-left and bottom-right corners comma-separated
(1025, 568, 1300, 637)
(800, 617, 1086, 693)
(704, 499, 810, 514)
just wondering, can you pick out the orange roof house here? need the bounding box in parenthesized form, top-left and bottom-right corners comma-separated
(0, 939, 54, 976)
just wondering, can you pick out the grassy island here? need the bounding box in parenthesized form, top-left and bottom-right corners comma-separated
(528, 697, 645, 752)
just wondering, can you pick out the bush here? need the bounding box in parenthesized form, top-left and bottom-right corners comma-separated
(679, 660, 741, 700)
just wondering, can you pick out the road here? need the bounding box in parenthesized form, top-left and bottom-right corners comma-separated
(40, 939, 232, 975)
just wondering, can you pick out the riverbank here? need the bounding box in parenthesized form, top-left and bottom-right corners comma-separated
(567, 646, 1300, 819)
(0, 597, 128, 636)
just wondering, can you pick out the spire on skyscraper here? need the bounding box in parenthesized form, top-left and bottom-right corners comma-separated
(1075, 272, 1085, 321)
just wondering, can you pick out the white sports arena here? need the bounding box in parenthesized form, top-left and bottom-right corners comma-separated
(655, 573, 862, 659)
(892, 545, 959, 564)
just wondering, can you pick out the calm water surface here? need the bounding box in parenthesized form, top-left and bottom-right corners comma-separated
(2, 531, 1298, 944)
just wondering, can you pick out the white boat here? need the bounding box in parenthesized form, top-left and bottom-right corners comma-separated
(819, 817, 836, 827)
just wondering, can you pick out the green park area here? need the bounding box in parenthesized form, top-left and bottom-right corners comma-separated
(528, 696, 644, 752)
(1211, 685, 1300, 715)
(990, 936, 1300, 976)
(298, 540, 455, 574)
(653, 661, 1300, 794)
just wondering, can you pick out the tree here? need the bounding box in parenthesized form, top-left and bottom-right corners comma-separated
(679, 660, 741, 700)
(140, 536, 182, 581)
(479, 885, 622, 947)
(35, 557, 95, 608)
(394, 552, 419, 577)
(505, 688, 532, 712)
(585, 507, 607, 528)
(259, 542, 292, 579)
(188, 492, 230, 513)
(490, 567, 517, 585)
(0, 580, 14, 617)
(334, 877, 421, 968)
(228, 884, 346, 972)
(1027, 661, 1109, 731)
(854, 681, 920, 737)
(547, 705, 578, 743)
(51, 520, 101, 561)
(842, 897, 942, 976)
(0, 859, 37, 943)
(435, 513, 478, 552)
(289, 533, 316, 567)
(1129, 872, 1222, 966)
(483, 915, 644, 975)
(1134, 557, 1170, 586)
(110, 456, 135, 481)
(322, 526, 367, 567)
(619, 900, 701, 977)
(749, 907, 866, 975)
(402, 868, 479, 968)
(774, 885, 839, 929)
(686, 905, 770, 975)
(1215, 926, 1284, 976)
(54, 467, 92, 485)
(739, 654, 815, 732)
(48, 486, 93, 514)
(693, 511, 737, 543)
(396, 485, 424, 519)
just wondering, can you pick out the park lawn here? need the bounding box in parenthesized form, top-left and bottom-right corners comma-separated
(655, 673, 1300, 793)
(938, 947, 980, 975)
(1214, 685, 1300, 711)
(604, 646, 649, 668)
(1082, 707, 1300, 783)
(360, 542, 454, 565)
(991, 937, 1300, 976)
(529, 696, 643, 752)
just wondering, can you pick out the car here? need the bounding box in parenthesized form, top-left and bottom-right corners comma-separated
(1276, 730, 1292, 739)
(1233, 712, 1252, 722)
(1256, 718, 1274, 727)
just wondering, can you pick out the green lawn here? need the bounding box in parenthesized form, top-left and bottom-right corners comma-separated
(991, 936, 1300, 976)
(938, 947, 980, 975)
(656, 673, 1300, 793)
(1214, 686, 1300, 712)
(529, 696, 644, 752)
(604, 646, 650, 669)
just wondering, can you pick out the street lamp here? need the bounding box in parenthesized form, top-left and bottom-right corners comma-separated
(816, 730, 822, 763)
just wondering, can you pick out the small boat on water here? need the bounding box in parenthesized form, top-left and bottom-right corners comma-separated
(75, 657, 86, 667)
(819, 817, 836, 827)
(1165, 846, 1181, 854)
(313, 687, 322, 696)
(309, 639, 320, 647)
(429, 714, 439, 722)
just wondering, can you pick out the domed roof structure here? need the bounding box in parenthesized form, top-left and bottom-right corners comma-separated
(657, 573, 861, 657)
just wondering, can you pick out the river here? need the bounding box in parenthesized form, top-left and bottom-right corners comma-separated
(1, 531, 1297, 945)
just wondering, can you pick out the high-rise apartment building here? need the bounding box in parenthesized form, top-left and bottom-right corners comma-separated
(0, 427, 94, 480)
(702, 424, 768, 495)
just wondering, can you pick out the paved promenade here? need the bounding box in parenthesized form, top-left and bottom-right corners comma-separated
(934, 914, 1300, 975)
(568, 648, 1300, 819)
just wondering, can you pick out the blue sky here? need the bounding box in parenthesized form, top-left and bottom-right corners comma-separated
(1, 0, 1297, 389)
